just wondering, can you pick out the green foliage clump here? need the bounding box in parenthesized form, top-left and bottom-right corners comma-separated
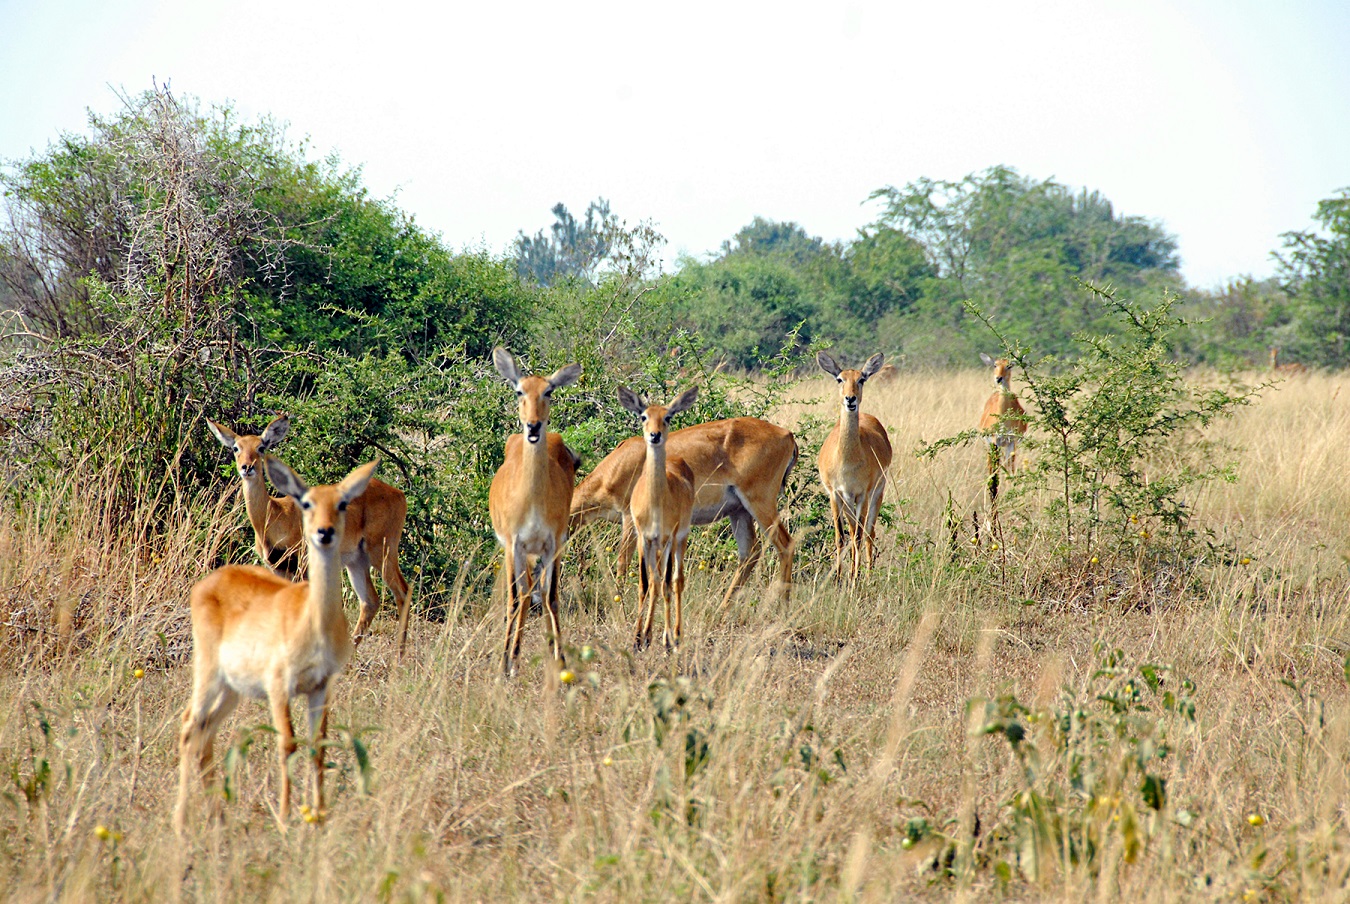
(975, 646, 1198, 882)
(870, 166, 1180, 365)
(898, 646, 1199, 886)
(925, 283, 1256, 570)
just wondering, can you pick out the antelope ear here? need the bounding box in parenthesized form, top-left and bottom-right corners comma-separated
(338, 460, 379, 505)
(547, 363, 583, 391)
(816, 351, 842, 377)
(264, 456, 309, 501)
(860, 354, 885, 380)
(207, 419, 238, 452)
(979, 352, 995, 368)
(492, 347, 522, 388)
(618, 386, 647, 416)
(667, 386, 699, 416)
(259, 413, 290, 451)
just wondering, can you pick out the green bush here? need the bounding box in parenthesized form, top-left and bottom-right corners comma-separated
(923, 283, 1258, 569)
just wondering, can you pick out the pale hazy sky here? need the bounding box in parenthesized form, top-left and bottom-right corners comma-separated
(3, 0, 1348, 289)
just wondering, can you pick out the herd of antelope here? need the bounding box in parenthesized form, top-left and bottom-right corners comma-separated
(175, 346, 1031, 832)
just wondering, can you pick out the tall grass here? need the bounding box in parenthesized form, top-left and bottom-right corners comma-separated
(0, 370, 1346, 901)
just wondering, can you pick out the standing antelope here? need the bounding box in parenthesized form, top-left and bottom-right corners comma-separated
(488, 347, 582, 678)
(1268, 347, 1307, 376)
(618, 386, 699, 650)
(207, 415, 413, 652)
(816, 351, 893, 580)
(569, 417, 797, 604)
(175, 457, 376, 836)
(978, 353, 1029, 472)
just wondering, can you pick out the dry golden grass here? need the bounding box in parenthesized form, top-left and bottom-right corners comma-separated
(1, 369, 1348, 901)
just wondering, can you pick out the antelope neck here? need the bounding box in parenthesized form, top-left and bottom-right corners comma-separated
(518, 424, 553, 499)
(304, 541, 347, 637)
(642, 436, 671, 516)
(240, 474, 282, 536)
(836, 403, 863, 455)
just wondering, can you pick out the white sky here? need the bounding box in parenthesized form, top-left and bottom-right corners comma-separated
(3, 0, 1348, 289)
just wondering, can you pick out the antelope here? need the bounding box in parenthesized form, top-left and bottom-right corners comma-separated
(569, 417, 798, 604)
(175, 457, 376, 836)
(978, 353, 1029, 472)
(207, 415, 412, 652)
(619, 386, 699, 650)
(1269, 347, 1307, 376)
(871, 363, 900, 384)
(816, 351, 893, 580)
(488, 347, 582, 678)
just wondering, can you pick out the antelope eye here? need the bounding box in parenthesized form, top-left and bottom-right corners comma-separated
(301, 500, 312, 511)
(338, 501, 348, 512)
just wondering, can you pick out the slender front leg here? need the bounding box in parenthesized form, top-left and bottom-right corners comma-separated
(268, 685, 295, 831)
(616, 515, 637, 581)
(670, 535, 687, 650)
(635, 539, 660, 650)
(865, 481, 885, 568)
(501, 546, 520, 676)
(634, 544, 651, 649)
(851, 494, 868, 582)
(828, 494, 846, 578)
(659, 539, 674, 651)
(511, 552, 534, 665)
(306, 685, 329, 814)
(541, 554, 566, 668)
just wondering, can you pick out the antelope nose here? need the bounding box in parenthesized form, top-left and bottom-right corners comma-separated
(316, 527, 335, 546)
(526, 421, 543, 443)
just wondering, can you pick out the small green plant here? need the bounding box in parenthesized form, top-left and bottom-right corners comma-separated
(640, 675, 716, 828)
(973, 645, 1198, 882)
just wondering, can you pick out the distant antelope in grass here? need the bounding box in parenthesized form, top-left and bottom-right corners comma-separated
(978, 353, 1028, 474)
(816, 351, 893, 581)
(1268, 347, 1307, 376)
(207, 415, 412, 652)
(488, 347, 582, 678)
(175, 457, 377, 836)
(619, 386, 699, 650)
(870, 363, 900, 384)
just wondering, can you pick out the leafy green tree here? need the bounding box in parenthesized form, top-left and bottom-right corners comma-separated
(660, 252, 817, 369)
(1175, 278, 1294, 368)
(1280, 188, 1350, 366)
(868, 166, 1181, 362)
(719, 217, 829, 267)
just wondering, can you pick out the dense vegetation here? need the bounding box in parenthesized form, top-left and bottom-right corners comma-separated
(3, 85, 1348, 589)
(2, 85, 1350, 901)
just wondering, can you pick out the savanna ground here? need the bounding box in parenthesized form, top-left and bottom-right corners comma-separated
(1, 368, 1348, 902)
